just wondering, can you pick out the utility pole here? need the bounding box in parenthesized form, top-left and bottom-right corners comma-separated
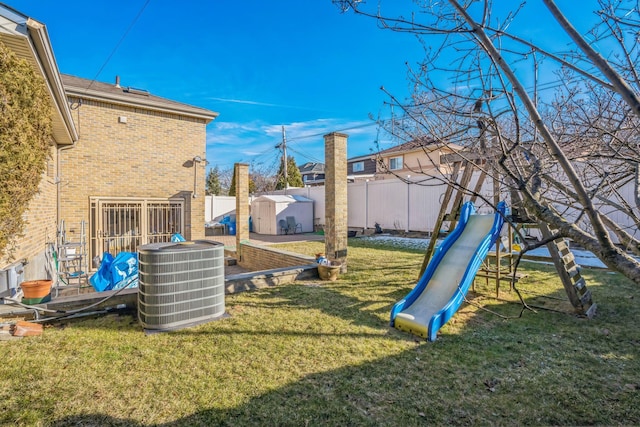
(276, 125, 289, 190)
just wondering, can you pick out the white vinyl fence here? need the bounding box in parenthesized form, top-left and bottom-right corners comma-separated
(205, 175, 499, 233)
(206, 174, 639, 241)
(205, 196, 256, 222)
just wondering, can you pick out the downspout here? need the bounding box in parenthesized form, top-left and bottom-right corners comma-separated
(56, 96, 82, 238)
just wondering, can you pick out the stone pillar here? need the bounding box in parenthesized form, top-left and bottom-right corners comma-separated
(324, 132, 348, 273)
(235, 163, 250, 262)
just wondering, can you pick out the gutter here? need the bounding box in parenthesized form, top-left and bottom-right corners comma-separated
(26, 18, 79, 144)
(23, 17, 80, 238)
(64, 86, 219, 123)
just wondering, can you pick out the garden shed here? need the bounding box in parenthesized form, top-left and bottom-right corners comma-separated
(251, 195, 314, 235)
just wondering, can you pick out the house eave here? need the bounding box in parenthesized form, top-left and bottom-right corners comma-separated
(348, 154, 374, 162)
(26, 18, 79, 145)
(64, 85, 219, 123)
(0, 5, 79, 145)
(379, 142, 464, 158)
(347, 173, 375, 180)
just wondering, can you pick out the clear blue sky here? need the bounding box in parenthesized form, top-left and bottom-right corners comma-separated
(8, 0, 425, 173)
(8, 1, 599, 174)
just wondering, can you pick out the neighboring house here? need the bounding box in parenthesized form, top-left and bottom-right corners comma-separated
(0, 4, 218, 292)
(298, 162, 325, 186)
(347, 154, 376, 181)
(374, 139, 462, 179)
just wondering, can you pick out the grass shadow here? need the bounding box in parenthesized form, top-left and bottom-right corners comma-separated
(48, 277, 640, 426)
(6, 242, 640, 426)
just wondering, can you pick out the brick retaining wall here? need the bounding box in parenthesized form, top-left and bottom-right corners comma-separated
(238, 242, 316, 271)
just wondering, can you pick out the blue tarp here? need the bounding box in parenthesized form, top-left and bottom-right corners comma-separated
(171, 233, 186, 242)
(89, 252, 138, 292)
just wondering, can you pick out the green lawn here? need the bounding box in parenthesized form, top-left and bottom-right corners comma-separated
(1, 239, 639, 426)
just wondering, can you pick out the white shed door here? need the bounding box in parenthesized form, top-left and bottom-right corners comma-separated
(254, 201, 276, 234)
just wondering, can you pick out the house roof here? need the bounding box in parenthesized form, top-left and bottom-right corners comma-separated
(377, 139, 442, 156)
(0, 3, 78, 145)
(62, 74, 219, 123)
(298, 162, 325, 174)
(347, 154, 374, 162)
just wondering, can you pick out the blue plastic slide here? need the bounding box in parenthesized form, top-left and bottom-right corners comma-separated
(390, 201, 507, 341)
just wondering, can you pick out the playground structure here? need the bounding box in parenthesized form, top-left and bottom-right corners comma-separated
(391, 156, 596, 341)
(391, 201, 507, 341)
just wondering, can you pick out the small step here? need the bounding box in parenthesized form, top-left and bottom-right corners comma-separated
(573, 277, 586, 292)
(567, 265, 581, 279)
(580, 289, 593, 305)
(59, 256, 83, 262)
(561, 252, 575, 266)
(224, 257, 237, 266)
(555, 240, 571, 254)
(60, 242, 83, 248)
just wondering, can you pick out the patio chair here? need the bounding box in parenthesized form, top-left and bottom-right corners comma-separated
(279, 219, 289, 235)
(286, 216, 302, 234)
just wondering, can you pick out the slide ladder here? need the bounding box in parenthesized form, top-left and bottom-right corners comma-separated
(539, 223, 596, 318)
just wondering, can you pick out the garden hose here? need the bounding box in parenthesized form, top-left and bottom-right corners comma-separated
(0, 275, 138, 320)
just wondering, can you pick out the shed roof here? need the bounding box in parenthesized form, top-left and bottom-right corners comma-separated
(254, 195, 313, 203)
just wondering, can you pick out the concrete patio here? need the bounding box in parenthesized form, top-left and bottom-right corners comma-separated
(205, 231, 325, 248)
(0, 232, 326, 319)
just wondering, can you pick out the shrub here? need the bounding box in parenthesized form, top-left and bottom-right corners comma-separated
(0, 41, 53, 259)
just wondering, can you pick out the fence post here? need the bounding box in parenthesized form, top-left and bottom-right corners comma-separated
(406, 176, 410, 232)
(235, 163, 249, 263)
(324, 132, 348, 272)
(365, 179, 369, 230)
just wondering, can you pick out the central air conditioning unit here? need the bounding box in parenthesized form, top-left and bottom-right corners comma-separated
(138, 240, 225, 332)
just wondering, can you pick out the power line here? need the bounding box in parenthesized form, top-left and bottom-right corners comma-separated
(287, 145, 323, 164)
(286, 121, 381, 143)
(85, 0, 152, 91)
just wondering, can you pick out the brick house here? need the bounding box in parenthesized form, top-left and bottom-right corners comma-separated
(0, 4, 217, 293)
(60, 74, 217, 262)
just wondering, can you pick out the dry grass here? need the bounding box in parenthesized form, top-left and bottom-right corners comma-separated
(1, 239, 639, 426)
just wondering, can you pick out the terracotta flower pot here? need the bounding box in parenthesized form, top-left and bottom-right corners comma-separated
(317, 261, 342, 281)
(20, 280, 53, 303)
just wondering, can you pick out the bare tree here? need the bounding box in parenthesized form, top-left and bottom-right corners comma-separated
(250, 161, 278, 194)
(217, 167, 234, 196)
(335, 0, 640, 284)
(205, 166, 223, 196)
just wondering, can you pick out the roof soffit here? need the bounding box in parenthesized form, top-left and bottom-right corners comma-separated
(0, 5, 78, 144)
